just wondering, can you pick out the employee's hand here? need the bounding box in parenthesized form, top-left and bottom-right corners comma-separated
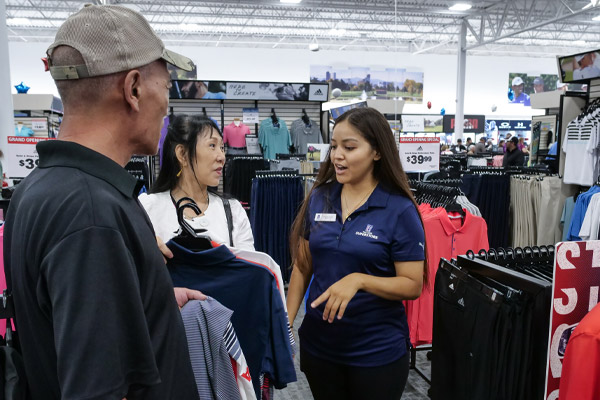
(311, 273, 362, 323)
(174, 287, 207, 308)
(156, 236, 173, 263)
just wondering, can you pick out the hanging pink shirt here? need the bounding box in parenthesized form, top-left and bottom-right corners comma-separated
(223, 122, 251, 148)
(406, 207, 489, 346)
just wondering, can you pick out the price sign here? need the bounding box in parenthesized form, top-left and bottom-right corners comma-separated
(545, 241, 600, 400)
(399, 137, 440, 173)
(242, 108, 260, 124)
(401, 115, 425, 132)
(31, 118, 48, 131)
(245, 135, 261, 155)
(5, 136, 55, 179)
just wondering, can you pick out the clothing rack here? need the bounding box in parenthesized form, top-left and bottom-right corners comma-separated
(465, 245, 555, 268)
(422, 178, 462, 187)
(255, 170, 299, 177)
(228, 155, 265, 160)
(455, 253, 552, 399)
(276, 154, 307, 161)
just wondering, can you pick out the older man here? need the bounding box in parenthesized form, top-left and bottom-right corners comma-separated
(4, 5, 202, 399)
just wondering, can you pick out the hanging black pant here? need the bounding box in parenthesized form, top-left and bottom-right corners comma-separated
(431, 264, 507, 400)
(250, 177, 303, 282)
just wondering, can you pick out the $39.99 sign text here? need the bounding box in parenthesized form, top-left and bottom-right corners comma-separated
(406, 155, 433, 165)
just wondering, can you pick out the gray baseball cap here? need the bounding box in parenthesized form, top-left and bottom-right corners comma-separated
(47, 5, 194, 80)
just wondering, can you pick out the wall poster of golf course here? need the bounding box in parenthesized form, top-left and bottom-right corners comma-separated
(310, 65, 424, 104)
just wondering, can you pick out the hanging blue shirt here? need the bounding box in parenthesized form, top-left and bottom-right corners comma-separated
(259, 118, 291, 159)
(299, 182, 425, 367)
(567, 186, 600, 241)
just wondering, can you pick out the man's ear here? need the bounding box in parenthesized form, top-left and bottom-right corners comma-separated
(123, 69, 142, 112)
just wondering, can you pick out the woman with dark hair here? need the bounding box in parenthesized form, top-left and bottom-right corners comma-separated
(287, 107, 427, 400)
(139, 114, 254, 250)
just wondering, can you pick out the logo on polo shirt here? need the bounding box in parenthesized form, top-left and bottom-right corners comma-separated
(314, 88, 323, 95)
(458, 297, 465, 307)
(241, 367, 252, 382)
(356, 224, 378, 239)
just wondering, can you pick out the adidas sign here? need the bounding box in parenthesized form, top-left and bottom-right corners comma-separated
(417, 146, 423, 151)
(314, 89, 323, 96)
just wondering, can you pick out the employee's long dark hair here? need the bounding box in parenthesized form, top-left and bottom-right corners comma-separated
(290, 107, 429, 285)
(151, 114, 224, 196)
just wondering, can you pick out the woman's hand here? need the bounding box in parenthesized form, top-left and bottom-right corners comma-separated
(311, 273, 362, 323)
(156, 236, 173, 264)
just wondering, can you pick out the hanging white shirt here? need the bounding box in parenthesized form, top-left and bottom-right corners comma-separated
(563, 116, 597, 186)
(580, 193, 600, 240)
(139, 191, 255, 250)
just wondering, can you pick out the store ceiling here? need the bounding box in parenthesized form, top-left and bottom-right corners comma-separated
(5, 0, 600, 57)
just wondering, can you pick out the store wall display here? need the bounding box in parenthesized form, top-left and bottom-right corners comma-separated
(310, 65, 424, 103)
(558, 49, 600, 83)
(167, 62, 197, 80)
(329, 101, 368, 120)
(485, 119, 533, 144)
(442, 115, 485, 133)
(169, 80, 328, 102)
(170, 80, 227, 99)
(400, 114, 443, 133)
(507, 72, 586, 107)
(11, 42, 560, 116)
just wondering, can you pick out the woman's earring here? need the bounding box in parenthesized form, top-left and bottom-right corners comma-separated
(176, 169, 182, 177)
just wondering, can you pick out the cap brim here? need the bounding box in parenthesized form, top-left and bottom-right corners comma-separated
(162, 48, 194, 71)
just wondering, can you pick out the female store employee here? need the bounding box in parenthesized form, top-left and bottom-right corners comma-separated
(287, 107, 427, 400)
(139, 114, 254, 250)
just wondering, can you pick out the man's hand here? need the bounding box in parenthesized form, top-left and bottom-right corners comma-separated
(174, 287, 206, 308)
(156, 236, 173, 263)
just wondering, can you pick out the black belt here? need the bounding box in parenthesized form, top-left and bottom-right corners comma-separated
(228, 146, 247, 150)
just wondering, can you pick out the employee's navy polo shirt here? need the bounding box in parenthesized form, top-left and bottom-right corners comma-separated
(299, 181, 425, 367)
(4, 140, 198, 400)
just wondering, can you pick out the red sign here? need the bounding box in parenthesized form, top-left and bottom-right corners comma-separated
(7, 136, 52, 144)
(545, 241, 600, 400)
(398, 137, 440, 143)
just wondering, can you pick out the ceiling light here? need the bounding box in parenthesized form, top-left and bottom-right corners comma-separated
(593, 15, 600, 21)
(280, 0, 302, 3)
(574, 40, 587, 45)
(309, 43, 319, 51)
(329, 28, 346, 36)
(177, 23, 201, 32)
(449, 3, 472, 11)
(7, 17, 31, 25)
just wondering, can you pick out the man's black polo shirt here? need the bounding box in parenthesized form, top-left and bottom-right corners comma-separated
(4, 140, 198, 399)
(502, 147, 525, 167)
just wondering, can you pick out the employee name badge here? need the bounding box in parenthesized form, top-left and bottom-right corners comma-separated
(315, 213, 336, 222)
